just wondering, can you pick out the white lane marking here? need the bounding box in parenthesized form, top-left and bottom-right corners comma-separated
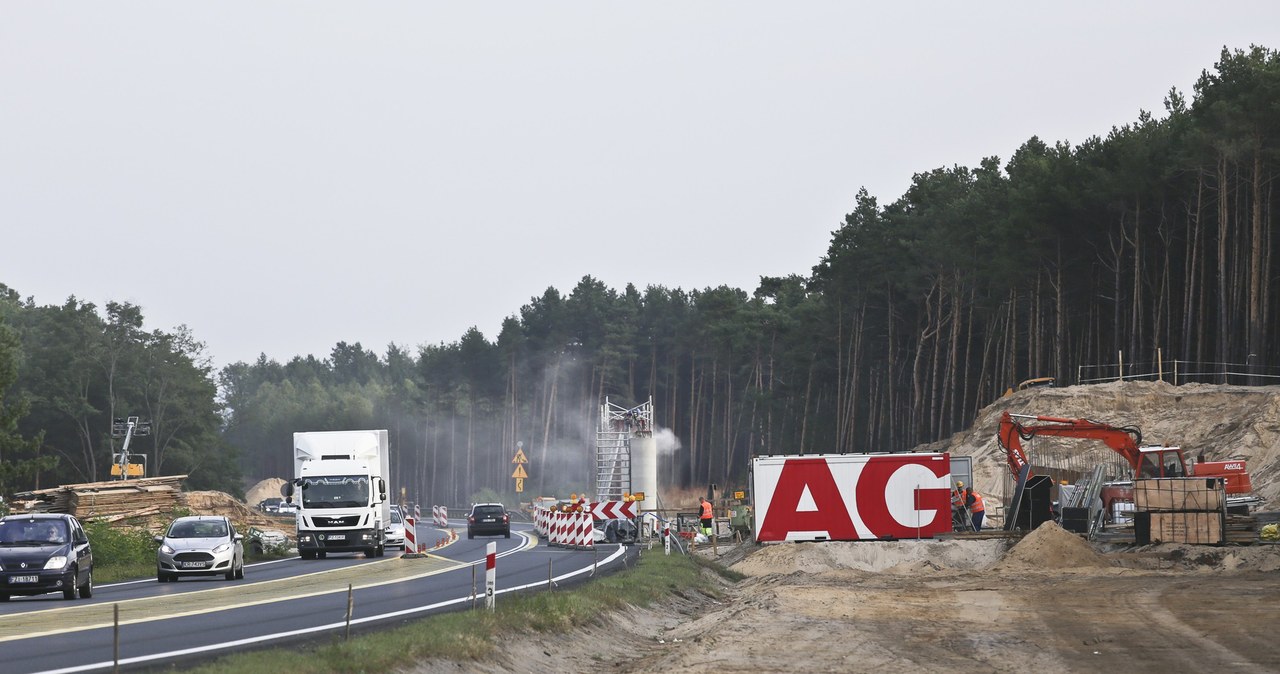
(0, 556, 407, 637)
(31, 544, 627, 674)
(100, 556, 301, 588)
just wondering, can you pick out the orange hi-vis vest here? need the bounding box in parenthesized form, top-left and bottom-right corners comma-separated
(952, 488, 965, 508)
(700, 501, 714, 519)
(967, 490, 985, 513)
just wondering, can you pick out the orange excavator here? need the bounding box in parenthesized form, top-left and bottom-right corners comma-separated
(997, 411, 1254, 525)
(998, 411, 1252, 492)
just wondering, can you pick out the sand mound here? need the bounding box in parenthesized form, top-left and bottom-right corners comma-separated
(997, 521, 1110, 570)
(730, 539, 1009, 576)
(245, 478, 287, 507)
(184, 490, 283, 530)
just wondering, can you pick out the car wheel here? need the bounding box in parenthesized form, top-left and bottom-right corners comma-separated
(237, 562, 245, 579)
(225, 567, 236, 581)
(63, 567, 79, 600)
(505, 530, 511, 539)
(79, 569, 93, 598)
(468, 530, 474, 540)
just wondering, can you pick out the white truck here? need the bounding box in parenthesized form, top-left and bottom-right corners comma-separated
(285, 430, 391, 559)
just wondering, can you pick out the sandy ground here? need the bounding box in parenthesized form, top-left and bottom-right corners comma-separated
(406, 524, 1280, 673)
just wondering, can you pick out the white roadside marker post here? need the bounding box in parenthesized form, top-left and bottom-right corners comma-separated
(485, 541, 497, 611)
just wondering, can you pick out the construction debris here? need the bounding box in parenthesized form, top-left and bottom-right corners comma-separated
(11, 475, 188, 527)
(10, 476, 291, 534)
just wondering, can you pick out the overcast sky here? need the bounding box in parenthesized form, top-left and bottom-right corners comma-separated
(2, 3, 1275, 371)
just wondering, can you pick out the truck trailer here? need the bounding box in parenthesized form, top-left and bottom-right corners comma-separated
(286, 430, 391, 559)
(751, 453, 954, 542)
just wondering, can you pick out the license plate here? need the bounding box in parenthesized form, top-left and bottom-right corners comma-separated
(180, 561, 206, 569)
(482, 518, 495, 523)
(327, 534, 345, 540)
(9, 575, 38, 584)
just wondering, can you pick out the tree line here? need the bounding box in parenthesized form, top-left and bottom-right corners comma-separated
(3, 46, 1277, 506)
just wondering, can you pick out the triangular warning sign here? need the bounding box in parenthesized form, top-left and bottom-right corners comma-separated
(511, 464, 528, 479)
(512, 448, 529, 464)
(795, 485, 818, 512)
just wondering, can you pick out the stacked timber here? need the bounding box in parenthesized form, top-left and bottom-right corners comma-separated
(11, 475, 188, 526)
(1132, 478, 1225, 545)
(1225, 514, 1260, 544)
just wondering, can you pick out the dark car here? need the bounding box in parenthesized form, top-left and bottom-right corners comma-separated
(0, 513, 94, 601)
(467, 503, 510, 539)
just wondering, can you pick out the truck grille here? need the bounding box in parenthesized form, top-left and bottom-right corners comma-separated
(314, 516, 361, 528)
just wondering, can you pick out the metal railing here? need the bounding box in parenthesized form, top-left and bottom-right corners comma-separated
(1077, 357, 1280, 386)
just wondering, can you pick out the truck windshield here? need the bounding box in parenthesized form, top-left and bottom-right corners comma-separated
(300, 475, 370, 509)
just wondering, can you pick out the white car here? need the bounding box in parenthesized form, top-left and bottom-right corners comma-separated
(384, 508, 405, 549)
(276, 501, 298, 514)
(156, 515, 244, 582)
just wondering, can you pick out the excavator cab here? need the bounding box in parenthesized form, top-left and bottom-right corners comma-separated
(1136, 447, 1188, 479)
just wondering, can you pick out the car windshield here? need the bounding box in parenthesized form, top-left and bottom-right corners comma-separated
(0, 520, 68, 545)
(391, 509, 403, 524)
(300, 475, 370, 509)
(168, 520, 228, 538)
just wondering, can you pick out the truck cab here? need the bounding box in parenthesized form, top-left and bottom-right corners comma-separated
(288, 430, 390, 559)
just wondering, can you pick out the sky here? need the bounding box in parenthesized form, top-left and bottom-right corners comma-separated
(2, 2, 1276, 372)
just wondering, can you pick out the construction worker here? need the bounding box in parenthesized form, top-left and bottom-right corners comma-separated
(698, 496, 714, 537)
(965, 486, 986, 531)
(951, 482, 970, 531)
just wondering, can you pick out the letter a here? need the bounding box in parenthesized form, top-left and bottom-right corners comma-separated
(758, 458, 856, 541)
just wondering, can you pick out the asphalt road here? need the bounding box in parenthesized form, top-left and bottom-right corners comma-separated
(0, 522, 635, 673)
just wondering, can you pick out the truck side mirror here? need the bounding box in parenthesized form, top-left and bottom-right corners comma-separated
(378, 477, 387, 502)
(281, 482, 294, 497)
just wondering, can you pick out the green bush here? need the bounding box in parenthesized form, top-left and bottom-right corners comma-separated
(85, 519, 159, 582)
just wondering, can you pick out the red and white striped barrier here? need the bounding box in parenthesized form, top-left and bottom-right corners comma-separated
(578, 511, 594, 550)
(432, 505, 448, 528)
(404, 515, 417, 553)
(532, 507, 596, 549)
(551, 511, 564, 546)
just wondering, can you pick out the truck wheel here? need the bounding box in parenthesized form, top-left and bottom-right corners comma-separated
(375, 544, 385, 558)
(301, 550, 316, 560)
(317, 551, 327, 559)
(0, 594, 8, 602)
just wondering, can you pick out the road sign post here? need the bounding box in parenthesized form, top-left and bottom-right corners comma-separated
(512, 442, 529, 493)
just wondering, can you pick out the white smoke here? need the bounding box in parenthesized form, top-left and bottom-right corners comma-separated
(653, 426, 682, 455)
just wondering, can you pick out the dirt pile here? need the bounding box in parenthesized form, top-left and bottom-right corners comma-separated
(730, 538, 1009, 576)
(185, 490, 283, 530)
(996, 520, 1110, 570)
(244, 477, 287, 507)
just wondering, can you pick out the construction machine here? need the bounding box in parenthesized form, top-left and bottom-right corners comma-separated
(997, 411, 1255, 525)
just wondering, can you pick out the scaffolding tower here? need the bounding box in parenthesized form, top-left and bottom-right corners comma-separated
(596, 397, 652, 501)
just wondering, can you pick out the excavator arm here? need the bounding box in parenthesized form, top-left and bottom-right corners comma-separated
(997, 411, 1147, 477)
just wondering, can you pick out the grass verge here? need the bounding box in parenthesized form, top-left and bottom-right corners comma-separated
(184, 548, 736, 674)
